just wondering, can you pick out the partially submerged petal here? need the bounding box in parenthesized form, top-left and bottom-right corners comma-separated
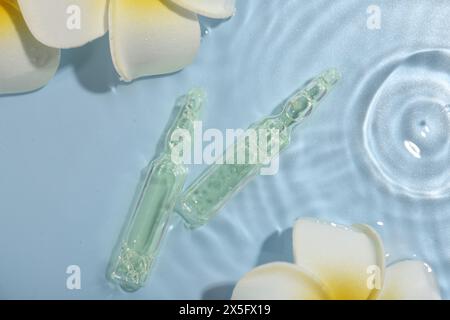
(17, 0, 108, 48)
(231, 262, 329, 300)
(109, 0, 200, 82)
(0, 0, 60, 94)
(170, 0, 235, 19)
(379, 260, 441, 300)
(293, 218, 385, 300)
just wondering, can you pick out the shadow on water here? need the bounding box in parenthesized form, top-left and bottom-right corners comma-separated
(201, 227, 293, 300)
(60, 33, 188, 92)
(199, 16, 230, 36)
(202, 283, 235, 300)
(57, 15, 229, 94)
(256, 227, 293, 266)
(60, 35, 120, 94)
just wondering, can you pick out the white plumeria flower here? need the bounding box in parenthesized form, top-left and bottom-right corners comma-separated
(232, 218, 442, 300)
(0, 0, 235, 94)
(0, 0, 60, 94)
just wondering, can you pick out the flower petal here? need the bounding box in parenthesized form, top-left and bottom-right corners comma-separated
(378, 260, 441, 300)
(169, 0, 235, 19)
(292, 218, 385, 300)
(0, 0, 60, 94)
(231, 262, 329, 300)
(17, 0, 108, 48)
(109, 0, 200, 82)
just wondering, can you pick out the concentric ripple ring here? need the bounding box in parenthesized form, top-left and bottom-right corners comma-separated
(363, 50, 450, 198)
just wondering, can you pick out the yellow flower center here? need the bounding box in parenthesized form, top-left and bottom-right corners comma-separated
(0, 0, 21, 37)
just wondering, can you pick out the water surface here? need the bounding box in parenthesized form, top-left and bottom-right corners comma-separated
(0, 0, 449, 299)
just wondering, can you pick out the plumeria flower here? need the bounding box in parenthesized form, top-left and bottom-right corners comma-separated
(0, 0, 235, 94)
(232, 218, 442, 300)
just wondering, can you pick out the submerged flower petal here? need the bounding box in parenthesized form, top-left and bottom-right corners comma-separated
(378, 260, 441, 300)
(231, 262, 329, 300)
(17, 0, 108, 48)
(292, 218, 385, 300)
(170, 0, 235, 19)
(109, 0, 200, 82)
(0, 0, 60, 94)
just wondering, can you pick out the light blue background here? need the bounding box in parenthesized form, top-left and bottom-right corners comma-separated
(0, 0, 449, 299)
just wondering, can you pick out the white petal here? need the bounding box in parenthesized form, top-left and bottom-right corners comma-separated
(379, 260, 441, 300)
(17, 0, 108, 48)
(0, 0, 60, 94)
(293, 218, 385, 300)
(231, 262, 329, 300)
(109, 0, 200, 82)
(170, 0, 235, 19)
